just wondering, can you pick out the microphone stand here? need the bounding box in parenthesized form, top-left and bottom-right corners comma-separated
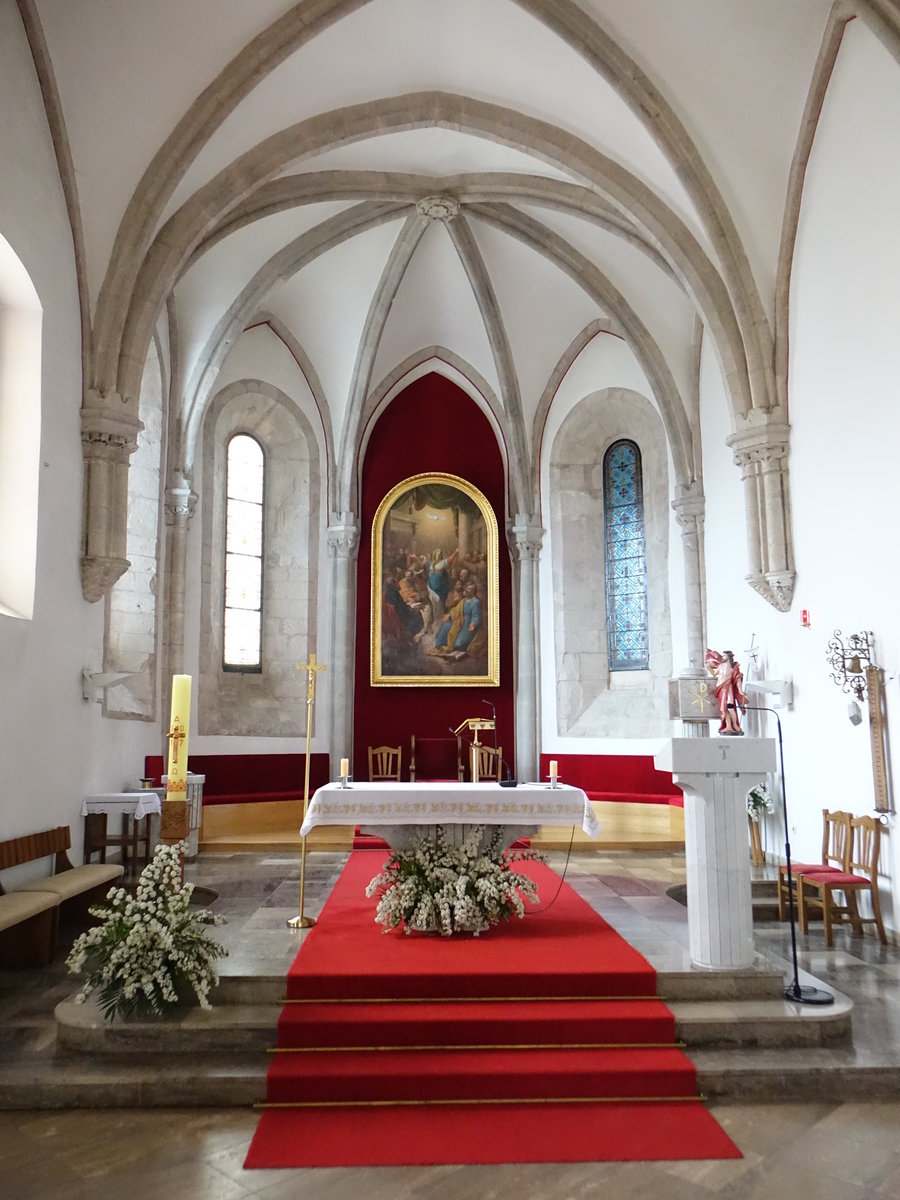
(482, 698, 497, 748)
(745, 705, 833, 1005)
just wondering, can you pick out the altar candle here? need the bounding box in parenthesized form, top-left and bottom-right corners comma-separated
(340, 757, 349, 778)
(164, 674, 191, 803)
(549, 759, 558, 781)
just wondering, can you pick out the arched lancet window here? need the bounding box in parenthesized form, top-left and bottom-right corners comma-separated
(603, 439, 648, 670)
(224, 434, 264, 670)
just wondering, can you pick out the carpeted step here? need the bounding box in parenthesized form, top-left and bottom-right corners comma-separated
(265, 1043, 699, 1104)
(276, 996, 676, 1049)
(246, 1100, 740, 1168)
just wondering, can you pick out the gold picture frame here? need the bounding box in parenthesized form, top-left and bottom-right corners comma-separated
(371, 473, 499, 686)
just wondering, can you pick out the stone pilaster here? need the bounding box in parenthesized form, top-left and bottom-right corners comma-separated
(80, 391, 143, 602)
(162, 470, 197, 720)
(669, 485, 711, 737)
(726, 411, 795, 612)
(327, 514, 360, 769)
(509, 516, 544, 782)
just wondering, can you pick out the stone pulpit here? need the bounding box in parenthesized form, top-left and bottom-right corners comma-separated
(654, 737, 776, 970)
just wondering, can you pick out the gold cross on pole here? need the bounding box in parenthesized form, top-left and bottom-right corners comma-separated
(298, 653, 327, 704)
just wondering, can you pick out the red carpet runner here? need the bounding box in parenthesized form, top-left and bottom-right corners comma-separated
(245, 852, 740, 1168)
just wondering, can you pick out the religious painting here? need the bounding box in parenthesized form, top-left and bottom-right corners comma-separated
(371, 473, 499, 686)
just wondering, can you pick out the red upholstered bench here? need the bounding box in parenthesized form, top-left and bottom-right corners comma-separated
(143, 753, 331, 807)
(537, 754, 683, 808)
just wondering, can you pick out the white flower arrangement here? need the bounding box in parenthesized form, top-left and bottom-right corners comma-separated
(365, 824, 545, 936)
(746, 782, 775, 822)
(66, 842, 228, 1020)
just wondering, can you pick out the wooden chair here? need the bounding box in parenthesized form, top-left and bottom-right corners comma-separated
(367, 745, 402, 781)
(471, 744, 503, 782)
(797, 815, 887, 946)
(777, 808, 852, 921)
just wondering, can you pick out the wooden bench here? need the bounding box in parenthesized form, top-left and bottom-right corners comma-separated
(0, 827, 124, 966)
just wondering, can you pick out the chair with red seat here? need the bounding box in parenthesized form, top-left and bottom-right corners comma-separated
(777, 808, 852, 921)
(797, 814, 887, 946)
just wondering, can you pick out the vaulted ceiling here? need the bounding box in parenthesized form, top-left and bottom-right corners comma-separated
(29, 0, 852, 512)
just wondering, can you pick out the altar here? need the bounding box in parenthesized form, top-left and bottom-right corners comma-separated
(300, 780, 599, 849)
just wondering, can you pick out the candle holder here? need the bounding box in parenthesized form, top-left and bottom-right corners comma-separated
(549, 776, 559, 790)
(340, 774, 352, 790)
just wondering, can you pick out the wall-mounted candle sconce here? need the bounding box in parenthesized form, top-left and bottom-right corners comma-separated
(826, 630, 874, 702)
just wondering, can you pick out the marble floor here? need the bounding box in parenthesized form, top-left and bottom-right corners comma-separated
(3, 846, 900, 1199)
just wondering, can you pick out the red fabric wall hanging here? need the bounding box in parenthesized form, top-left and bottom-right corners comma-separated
(352, 373, 514, 778)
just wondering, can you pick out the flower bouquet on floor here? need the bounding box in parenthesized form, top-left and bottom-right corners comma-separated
(66, 841, 228, 1020)
(365, 823, 546, 936)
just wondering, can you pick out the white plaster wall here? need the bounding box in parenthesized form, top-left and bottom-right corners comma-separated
(702, 21, 900, 928)
(0, 4, 101, 865)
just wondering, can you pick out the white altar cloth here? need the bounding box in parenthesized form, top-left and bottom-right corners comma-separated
(82, 792, 162, 820)
(300, 781, 599, 838)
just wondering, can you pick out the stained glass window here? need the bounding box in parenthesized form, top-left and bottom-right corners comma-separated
(224, 434, 264, 670)
(603, 440, 648, 670)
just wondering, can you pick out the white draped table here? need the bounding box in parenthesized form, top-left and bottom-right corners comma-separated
(82, 792, 162, 869)
(300, 780, 599, 849)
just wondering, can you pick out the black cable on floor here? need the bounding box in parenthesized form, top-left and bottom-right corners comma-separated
(525, 825, 576, 914)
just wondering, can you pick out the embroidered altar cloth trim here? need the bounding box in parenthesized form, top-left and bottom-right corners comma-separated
(82, 793, 163, 820)
(300, 781, 600, 838)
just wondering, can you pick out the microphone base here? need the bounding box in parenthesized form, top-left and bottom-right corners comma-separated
(499, 779, 518, 788)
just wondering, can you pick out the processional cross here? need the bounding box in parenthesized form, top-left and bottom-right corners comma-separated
(288, 653, 327, 930)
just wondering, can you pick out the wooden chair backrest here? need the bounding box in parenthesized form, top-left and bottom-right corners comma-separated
(368, 745, 402, 781)
(0, 827, 71, 892)
(823, 809, 853, 870)
(848, 815, 882, 879)
(472, 744, 503, 782)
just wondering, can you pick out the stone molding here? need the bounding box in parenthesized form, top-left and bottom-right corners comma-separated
(415, 194, 460, 221)
(726, 412, 795, 613)
(164, 472, 198, 522)
(80, 393, 144, 602)
(509, 516, 544, 562)
(327, 514, 360, 559)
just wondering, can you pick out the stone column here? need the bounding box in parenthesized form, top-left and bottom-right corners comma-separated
(726, 411, 795, 612)
(162, 470, 197, 718)
(510, 516, 544, 782)
(80, 392, 143, 602)
(327, 513, 360, 770)
(655, 737, 776, 970)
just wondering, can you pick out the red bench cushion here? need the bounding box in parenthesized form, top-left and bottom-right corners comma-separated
(538, 755, 683, 808)
(143, 753, 331, 805)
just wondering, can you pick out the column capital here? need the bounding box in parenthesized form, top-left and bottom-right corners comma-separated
(508, 515, 544, 562)
(327, 512, 360, 559)
(671, 485, 705, 533)
(164, 470, 198, 522)
(725, 408, 790, 473)
(81, 391, 143, 456)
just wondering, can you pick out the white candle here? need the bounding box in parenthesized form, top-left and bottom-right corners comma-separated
(340, 757, 349, 778)
(549, 759, 558, 780)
